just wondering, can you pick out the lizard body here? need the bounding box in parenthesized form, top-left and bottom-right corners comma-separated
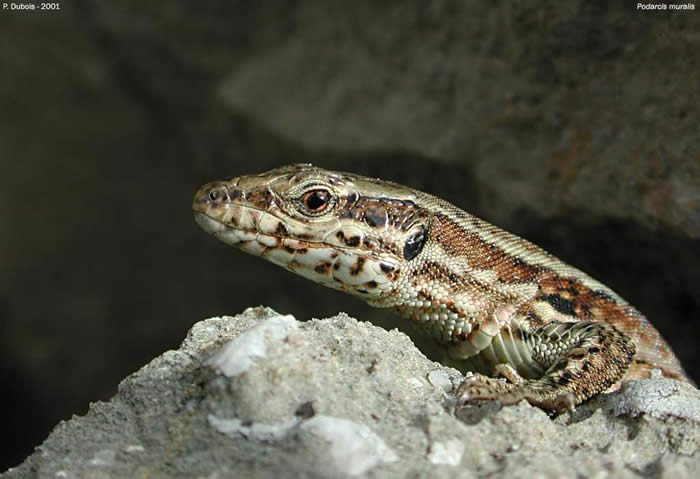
(193, 164, 691, 410)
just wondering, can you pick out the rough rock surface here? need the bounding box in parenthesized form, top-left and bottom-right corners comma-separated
(5, 307, 699, 478)
(213, 1, 700, 238)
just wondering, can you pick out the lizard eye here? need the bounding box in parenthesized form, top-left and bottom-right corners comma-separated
(300, 189, 331, 213)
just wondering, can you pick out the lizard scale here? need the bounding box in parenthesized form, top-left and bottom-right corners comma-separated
(193, 164, 692, 411)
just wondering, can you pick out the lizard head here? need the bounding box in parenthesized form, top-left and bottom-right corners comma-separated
(193, 163, 431, 301)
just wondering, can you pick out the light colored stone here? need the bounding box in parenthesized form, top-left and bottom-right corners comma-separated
(5, 307, 700, 478)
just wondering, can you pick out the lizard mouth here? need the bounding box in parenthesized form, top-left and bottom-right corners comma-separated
(192, 198, 398, 299)
(192, 180, 307, 252)
(193, 209, 314, 255)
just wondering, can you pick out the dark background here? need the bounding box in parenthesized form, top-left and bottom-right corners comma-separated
(1, 1, 699, 471)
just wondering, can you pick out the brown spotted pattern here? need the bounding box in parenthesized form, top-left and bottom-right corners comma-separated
(194, 164, 692, 411)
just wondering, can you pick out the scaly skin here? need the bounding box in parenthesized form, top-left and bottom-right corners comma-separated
(193, 164, 692, 411)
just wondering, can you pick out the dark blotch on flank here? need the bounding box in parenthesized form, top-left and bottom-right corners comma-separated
(540, 293, 576, 316)
(590, 289, 616, 303)
(230, 189, 242, 199)
(366, 280, 378, 288)
(564, 286, 580, 297)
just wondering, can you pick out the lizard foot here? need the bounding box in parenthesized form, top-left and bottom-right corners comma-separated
(456, 371, 577, 412)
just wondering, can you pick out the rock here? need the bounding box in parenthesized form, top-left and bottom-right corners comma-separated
(212, 2, 700, 239)
(5, 307, 700, 478)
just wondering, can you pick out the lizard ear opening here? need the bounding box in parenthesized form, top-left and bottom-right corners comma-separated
(403, 225, 427, 261)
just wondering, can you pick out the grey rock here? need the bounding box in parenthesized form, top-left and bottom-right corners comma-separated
(213, 1, 700, 238)
(5, 307, 699, 478)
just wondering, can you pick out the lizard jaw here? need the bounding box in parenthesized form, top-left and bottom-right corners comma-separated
(193, 206, 399, 300)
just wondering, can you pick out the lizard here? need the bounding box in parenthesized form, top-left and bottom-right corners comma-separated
(192, 163, 692, 411)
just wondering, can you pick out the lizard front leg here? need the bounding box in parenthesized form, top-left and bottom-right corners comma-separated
(455, 321, 636, 411)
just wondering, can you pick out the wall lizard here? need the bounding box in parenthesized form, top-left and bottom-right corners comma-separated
(193, 164, 692, 411)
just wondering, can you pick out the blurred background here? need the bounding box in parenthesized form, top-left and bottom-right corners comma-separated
(1, 1, 699, 470)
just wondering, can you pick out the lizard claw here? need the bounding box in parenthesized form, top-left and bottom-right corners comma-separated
(456, 372, 577, 412)
(456, 373, 515, 406)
